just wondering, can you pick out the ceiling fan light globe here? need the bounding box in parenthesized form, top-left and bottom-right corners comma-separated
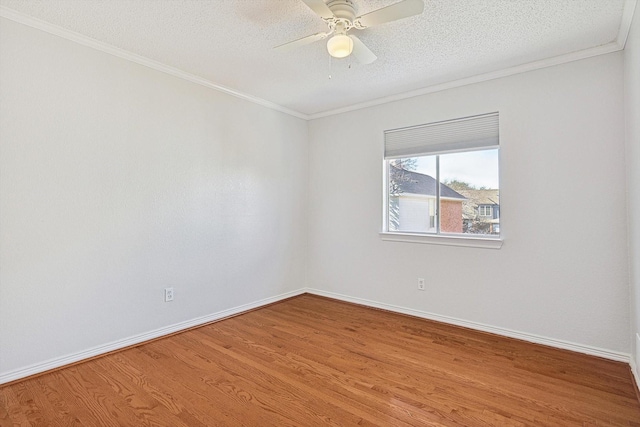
(327, 34, 353, 58)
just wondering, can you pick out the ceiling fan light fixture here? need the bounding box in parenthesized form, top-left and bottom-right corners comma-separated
(327, 34, 353, 58)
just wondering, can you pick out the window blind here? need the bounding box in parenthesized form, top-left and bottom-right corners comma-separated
(384, 112, 499, 159)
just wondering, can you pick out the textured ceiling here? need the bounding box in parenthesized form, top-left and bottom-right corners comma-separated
(0, 0, 629, 116)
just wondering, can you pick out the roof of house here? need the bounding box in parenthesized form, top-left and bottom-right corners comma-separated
(456, 189, 500, 206)
(390, 167, 466, 200)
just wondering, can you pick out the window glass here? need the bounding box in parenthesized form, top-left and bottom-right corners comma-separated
(386, 148, 499, 236)
(388, 158, 436, 232)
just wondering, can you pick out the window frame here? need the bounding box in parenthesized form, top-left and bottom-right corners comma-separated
(381, 113, 503, 249)
(479, 205, 492, 217)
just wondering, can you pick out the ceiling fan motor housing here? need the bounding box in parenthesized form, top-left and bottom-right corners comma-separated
(326, 0, 356, 22)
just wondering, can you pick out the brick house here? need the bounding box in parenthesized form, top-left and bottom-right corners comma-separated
(455, 189, 500, 234)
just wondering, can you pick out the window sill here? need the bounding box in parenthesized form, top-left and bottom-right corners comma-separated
(379, 232, 503, 249)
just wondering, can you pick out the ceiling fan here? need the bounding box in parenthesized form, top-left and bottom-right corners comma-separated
(275, 0, 424, 64)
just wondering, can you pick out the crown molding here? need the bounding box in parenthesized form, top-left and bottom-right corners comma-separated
(308, 41, 623, 119)
(309, 0, 637, 120)
(2, 0, 636, 122)
(0, 6, 310, 121)
(618, 0, 638, 49)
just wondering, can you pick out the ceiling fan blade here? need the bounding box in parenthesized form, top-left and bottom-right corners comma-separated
(355, 0, 424, 28)
(274, 32, 327, 52)
(350, 35, 377, 64)
(300, 0, 335, 20)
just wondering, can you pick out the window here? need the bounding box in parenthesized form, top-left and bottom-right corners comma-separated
(479, 205, 492, 217)
(383, 113, 500, 241)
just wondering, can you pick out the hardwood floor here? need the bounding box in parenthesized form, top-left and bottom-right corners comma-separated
(1, 294, 639, 426)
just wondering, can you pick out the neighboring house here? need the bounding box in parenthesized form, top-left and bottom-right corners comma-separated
(456, 189, 500, 234)
(389, 166, 466, 233)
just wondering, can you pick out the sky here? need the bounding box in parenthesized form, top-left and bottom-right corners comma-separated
(412, 149, 499, 189)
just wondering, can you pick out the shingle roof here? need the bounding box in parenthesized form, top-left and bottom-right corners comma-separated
(456, 189, 499, 205)
(390, 166, 466, 200)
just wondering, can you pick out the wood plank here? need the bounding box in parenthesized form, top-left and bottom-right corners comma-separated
(24, 377, 83, 427)
(1, 294, 639, 426)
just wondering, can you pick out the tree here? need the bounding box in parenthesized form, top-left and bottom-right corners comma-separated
(388, 158, 418, 230)
(389, 158, 417, 195)
(443, 179, 487, 191)
(390, 158, 417, 171)
(443, 180, 498, 234)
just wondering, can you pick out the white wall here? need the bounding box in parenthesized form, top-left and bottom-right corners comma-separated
(0, 18, 308, 379)
(625, 4, 640, 377)
(308, 52, 629, 355)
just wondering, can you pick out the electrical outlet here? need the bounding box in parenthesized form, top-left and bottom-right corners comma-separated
(417, 278, 425, 291)
(164, 287, 174, 302)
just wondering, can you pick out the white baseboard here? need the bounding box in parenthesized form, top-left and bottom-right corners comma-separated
(306, 288, 631, 363)
(0, 289, 305, 385)
(632, 333, 640, 390)
(2, 288, 631, 385)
